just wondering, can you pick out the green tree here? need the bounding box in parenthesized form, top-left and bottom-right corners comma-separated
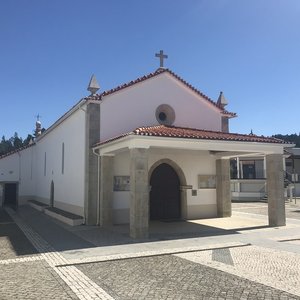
(273, 133, 300, 147)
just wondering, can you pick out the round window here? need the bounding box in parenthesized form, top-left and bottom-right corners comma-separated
(155, 104, 175, 125)
(158, 112, 167, 121)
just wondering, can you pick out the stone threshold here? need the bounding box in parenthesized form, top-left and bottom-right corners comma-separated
(57, 242, 251, 267)
(28, 200, 84, 226)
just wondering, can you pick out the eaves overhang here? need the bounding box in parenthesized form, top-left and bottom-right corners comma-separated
(93, 134, 286, 157)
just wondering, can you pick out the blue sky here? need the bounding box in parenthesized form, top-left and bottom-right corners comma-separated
(1, 0, 300, 139)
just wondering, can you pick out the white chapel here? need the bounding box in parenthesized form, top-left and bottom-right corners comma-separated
(0, 52, 290, 238)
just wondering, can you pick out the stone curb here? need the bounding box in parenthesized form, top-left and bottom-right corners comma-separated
(57, 242, 251, 267)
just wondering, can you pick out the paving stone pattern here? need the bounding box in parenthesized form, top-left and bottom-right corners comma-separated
(176, 245, 300, 297)
(0, 260, 77, 300)
(2, 204, 300, 300)
(4, 208, 115, 300)
(0, 210, 38, 260)
(232, 202, 300, 220)
(78, 254, 300, 300)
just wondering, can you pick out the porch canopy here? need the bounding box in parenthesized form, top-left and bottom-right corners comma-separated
(93, 125, 292, 239)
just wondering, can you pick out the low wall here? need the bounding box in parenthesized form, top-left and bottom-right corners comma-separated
(231, 179, 266, 201)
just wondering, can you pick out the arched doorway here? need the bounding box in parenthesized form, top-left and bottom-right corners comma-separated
(50, 181, 54, 207)
(150, 163, 181, 220)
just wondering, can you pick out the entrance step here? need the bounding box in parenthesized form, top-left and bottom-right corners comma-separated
(28, 200, 49, 212)
(44, 207, 84, 226)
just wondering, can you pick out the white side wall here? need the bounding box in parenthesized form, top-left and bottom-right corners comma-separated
(18, 146, 36, 204)
(0, 152, 20, 206)
(101, 73, 222, 141)
(0, 146, 37, 205)
(34, 108, 86, 215)
(0, 108, 86, 215)
(0, 152, 20, 182)
(112, 148, 217, 224)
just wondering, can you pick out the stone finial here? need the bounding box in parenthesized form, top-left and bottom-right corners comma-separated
(35, 120, 42, 136)
(87, 74, 100, 95)
(34, 114, 42, 136)
(217, 91, 228, 108)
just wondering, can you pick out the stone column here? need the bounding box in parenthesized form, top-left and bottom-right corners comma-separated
(84, 102, 100, 225)
(130, 148, 149, 239)
(216, 159, 231, 217)
(100, 155, 114, 227)
(266, 154, 285, 226)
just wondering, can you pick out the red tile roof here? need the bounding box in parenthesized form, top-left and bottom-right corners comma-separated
(86, 68, 236, 118)
(95, 125, 289, 147)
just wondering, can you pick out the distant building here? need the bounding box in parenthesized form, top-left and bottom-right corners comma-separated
(230, 148, 300, 201)
(230, 156, 267, 201)
(285, 148, 300, 196)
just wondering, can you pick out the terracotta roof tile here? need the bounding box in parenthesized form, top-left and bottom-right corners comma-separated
(95, 125, 289, 147)
(85, 68, 236, 117)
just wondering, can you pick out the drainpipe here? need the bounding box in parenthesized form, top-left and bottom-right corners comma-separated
(93, 148, 101, 225)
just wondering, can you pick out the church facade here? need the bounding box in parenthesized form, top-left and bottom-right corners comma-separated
(0, 66, 290, 238)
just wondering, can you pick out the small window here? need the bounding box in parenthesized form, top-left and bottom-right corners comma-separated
(62, 143, 65, 174)
(44, 152, 47, 176)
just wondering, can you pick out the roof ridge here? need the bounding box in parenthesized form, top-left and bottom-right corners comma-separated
(85, 68, 236, 117)
(85, 68, 166, 101)
(164, 70, 236, 117)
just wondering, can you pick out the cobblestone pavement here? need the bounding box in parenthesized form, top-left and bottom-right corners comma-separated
(0, 208, 113, 300)
(176, 245, 300, 297)
(232, 201, 300, 220)
(77, 254, 300, 300)
(0, 209, 38, 259)
(0, 260, 77, 300)
(2, 204, 300, 299)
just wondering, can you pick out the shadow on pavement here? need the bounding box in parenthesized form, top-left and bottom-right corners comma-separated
(1, 205, 271, 255)
(0, 209, 38, 258)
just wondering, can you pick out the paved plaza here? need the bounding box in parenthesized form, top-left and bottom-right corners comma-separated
(1, 201, 300, 299)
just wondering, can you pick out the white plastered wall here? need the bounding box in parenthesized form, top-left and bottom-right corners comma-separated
(0, 152, 20, 182)
(100, 73, 222, 141)
(112, 151, 131, 223)
(0, 108, 86, 215)
(18, 146, 36, 204)
(0, 146, 37, 205)
(0, 152, 20, 206)
(112, 148, 217, 224)
(32, 108, 86, 215)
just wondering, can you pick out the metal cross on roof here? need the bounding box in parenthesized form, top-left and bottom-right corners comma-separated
(35, 114, 41, 121)
(155, 50, 168, 68)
